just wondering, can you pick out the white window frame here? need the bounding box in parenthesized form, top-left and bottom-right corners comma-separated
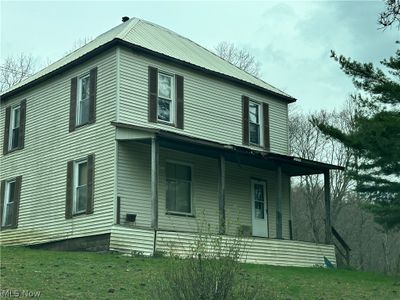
(8, 105, 21, 151)
(73, 159, 88, 215)
(157, 71, 175, 124)
(165, 160, 193, 216)
(76, 73, 90, 126)
(249, 100, 263, 146)
(2, 179, 16, 227)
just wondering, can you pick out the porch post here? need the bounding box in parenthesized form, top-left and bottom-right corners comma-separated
(324, 170, 332, 244)
(151, 137, 159, 229)
(276, 166, 283, 239)
(218, 155, 226, 234)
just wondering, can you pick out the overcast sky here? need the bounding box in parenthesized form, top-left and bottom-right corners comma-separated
(1, 1, 398, 112)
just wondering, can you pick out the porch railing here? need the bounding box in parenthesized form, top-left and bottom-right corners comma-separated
(332, 226, 351, 267)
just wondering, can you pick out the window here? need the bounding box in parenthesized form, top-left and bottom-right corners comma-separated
(148, 67, 184, 129)
(2, 180, 16, 227)
(3, 100, 26, 155)
(166, 162, 192, 214)
(74, 159, 88, 214)
(77, 74, 90, 126)
(157, 72, 175, 123)
(69, 68, 97, 132)
(249, 101, 262, 145)
(242, 96, 270, 150)
(1, 176, 21, 229)
(65, 154, 95, 218)
(9, 106, 21, 151)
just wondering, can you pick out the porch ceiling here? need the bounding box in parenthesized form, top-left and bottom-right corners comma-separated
(112, 122, 344, 176)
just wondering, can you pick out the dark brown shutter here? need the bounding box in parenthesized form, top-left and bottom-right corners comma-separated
(86, 154, 95, 215)
(89, 68, 97, 124)
(176, 75, 184, 129)
(69, 77, 78, 132)
(263, 103, 270, 151)
(242, 96, 249, 145)
(11, 176, 22, 229)
(3, 106, 11, 155)
(65, 160, 74, 219)
(18, 99, 27, 150)
(148, 66, 158, 123)
(0, 180, 5, 228)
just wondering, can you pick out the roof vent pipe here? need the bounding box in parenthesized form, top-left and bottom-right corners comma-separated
(122, 16, 130, 22)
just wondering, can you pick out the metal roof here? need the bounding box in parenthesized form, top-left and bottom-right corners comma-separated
(1, 18, 295, 101)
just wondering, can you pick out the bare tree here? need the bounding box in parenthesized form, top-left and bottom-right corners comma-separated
(65, 37, 93, 55)
(0, 53, 36, 92)
(289, 104, 355, 243)
(214, 42, 261, 77)
(379, 0, 400, 28)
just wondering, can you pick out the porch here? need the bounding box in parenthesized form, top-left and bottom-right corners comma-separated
(112, 122, 343, 266)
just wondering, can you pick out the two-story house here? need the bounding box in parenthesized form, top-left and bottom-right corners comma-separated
(0, 17, 342, 266)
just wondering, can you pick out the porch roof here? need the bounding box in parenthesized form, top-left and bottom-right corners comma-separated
(112, 122, 344, 176)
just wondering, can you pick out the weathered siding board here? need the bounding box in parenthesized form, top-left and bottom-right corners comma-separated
(109, 225, 154, 255)
(0, 50, 117, 246)
(118, 48, 289, 155)
(117, 142, 152, 227)
(156, 231, 336, 267)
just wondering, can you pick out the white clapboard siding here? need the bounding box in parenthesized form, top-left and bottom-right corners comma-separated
(0, 49, 117, 246)
(156, 231, 336, 267)
(117, 141, 290, 237)
(118, 48, 289, 155)
(225, 161, 291, 239)
(109, 225, 155, 256)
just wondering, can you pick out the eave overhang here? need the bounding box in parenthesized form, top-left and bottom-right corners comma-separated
(112, 122, 344, 176)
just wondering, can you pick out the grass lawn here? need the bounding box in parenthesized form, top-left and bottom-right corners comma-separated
(1, 246, 399, 299)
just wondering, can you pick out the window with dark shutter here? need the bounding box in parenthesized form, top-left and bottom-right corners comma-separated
(242, 96, 249, 145)
(263, 103, 270, 151)
(69, 67, 97, 132)
(65, 154, 95, 219)
(3, 100, 27, 155)
(0, 176, 22, 229)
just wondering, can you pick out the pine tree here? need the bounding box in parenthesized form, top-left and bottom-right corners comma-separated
(312, 49, 400, 229)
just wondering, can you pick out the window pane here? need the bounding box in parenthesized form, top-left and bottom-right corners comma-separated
(79, 99, 90, 124)
(8, 182, 15, 204)
(249, 123, 260, 144)
(175, 164, 191, 180)
(249, 102, 259, 124)
(11, 128, 19, 149)
(158, 74, 172, 99)
(76, 186, 87, 212)
(166, 180, 176, 211)
(158, 98, 171, 122)
(4, 203, 13, 226)
(255, 201, 264, 219)
(13, 107, 21, 128)
(78, 162, 88, 185)
(80, 76, 90, 101)
(176, 181, 191, 213)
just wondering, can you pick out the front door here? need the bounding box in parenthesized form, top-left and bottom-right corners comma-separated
(251, 180, 268, 237)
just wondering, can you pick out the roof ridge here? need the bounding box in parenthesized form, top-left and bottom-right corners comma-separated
(116, 18, 140, 40)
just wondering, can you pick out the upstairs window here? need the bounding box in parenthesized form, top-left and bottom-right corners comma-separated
(69, 68, 97, 132)
(166, 162, 192, 215)
(65, 154, 95, 218)
(77, 74, 90, 126)
(242, 96, 270, 150)
(157, 72, 175, 123)
(148, 66, 184, 129)
(3, 99, 26, 155)
(1, 176, 22, 229)
(249, 101, 261, 145)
